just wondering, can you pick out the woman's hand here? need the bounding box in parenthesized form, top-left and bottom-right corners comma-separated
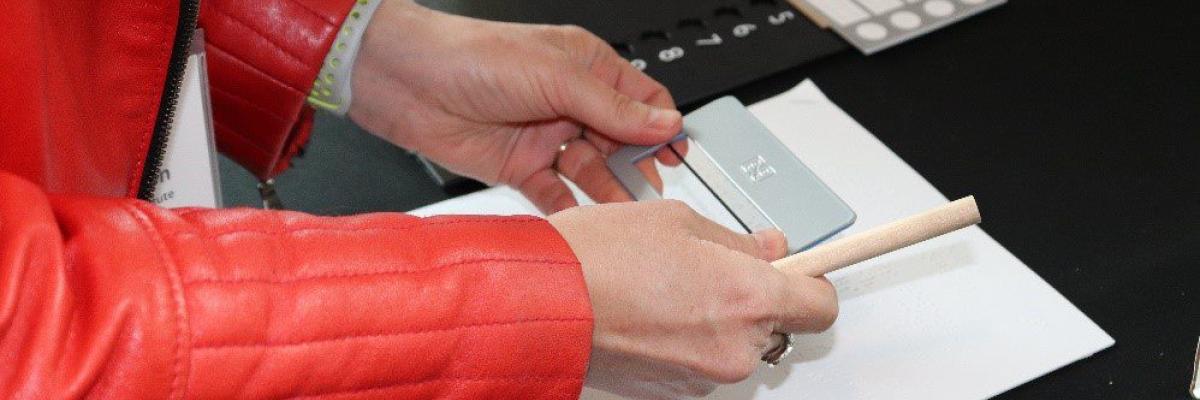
(350, 1, 684, 213)
(548, 201, 839, 399)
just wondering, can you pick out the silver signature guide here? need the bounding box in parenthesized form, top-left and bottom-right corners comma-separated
(607, 97, 856, 254)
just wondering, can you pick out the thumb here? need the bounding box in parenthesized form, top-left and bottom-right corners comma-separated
(558, 72, 682, 145)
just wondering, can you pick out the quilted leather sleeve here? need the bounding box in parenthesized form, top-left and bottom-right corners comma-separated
(198, 0, 356, 180)
(0, 172, 592, 399)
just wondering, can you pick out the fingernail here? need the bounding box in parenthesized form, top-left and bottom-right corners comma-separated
(647, 107, 682, 132)
(752, 229, 788, 260)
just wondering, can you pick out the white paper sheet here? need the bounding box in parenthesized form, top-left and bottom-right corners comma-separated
(412, 80, 1113, 399)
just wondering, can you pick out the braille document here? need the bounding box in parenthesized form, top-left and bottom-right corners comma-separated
(411, 80, 1113, 399)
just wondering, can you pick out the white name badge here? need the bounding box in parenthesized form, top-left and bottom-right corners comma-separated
(152, 29, 223, 208)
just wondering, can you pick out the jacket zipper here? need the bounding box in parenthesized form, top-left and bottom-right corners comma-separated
(136, 0, 201, 200)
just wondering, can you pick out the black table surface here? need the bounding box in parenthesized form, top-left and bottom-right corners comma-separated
(221, 0, 1199, 398)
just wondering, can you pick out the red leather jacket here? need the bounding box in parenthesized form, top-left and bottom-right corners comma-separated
(0, 1, 592, 398)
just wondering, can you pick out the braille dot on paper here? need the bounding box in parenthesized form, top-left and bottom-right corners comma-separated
(924, 0, 955, 17)
(889, 11, 921, 30)
(855, 22, 888, 41)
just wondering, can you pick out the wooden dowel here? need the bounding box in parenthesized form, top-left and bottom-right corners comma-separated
(772, 196, 981, 277)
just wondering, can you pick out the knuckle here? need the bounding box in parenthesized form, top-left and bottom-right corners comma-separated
(556, 25, 599, 48)
(655, 200, 702, 230)
(726, 275, 772, 313)
(559, 24, 590, 38)
(611, 91, 638, 116)
(536, 24, 569, 45)
(745, 282, 779, 316)
(722, 286, 756, 318)
(659, 199, 691, 214)
(813, 301, 839, 332)
(652, 81, 671, 96)
(811, 280, 840, 331)
(777, 274, 841, 333)
(694, 344, 758, 385)
(766, 270, 794, 304)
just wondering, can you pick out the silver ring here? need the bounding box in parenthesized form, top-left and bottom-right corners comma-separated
(554, 139, 574, 169)
(554, 128, 586, 168)
(761, 332, 794, 367)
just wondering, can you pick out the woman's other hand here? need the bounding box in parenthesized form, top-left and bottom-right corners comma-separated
(351, 1, 685, 213)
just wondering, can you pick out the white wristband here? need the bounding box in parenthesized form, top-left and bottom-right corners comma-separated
(308, 0, 383, 116)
